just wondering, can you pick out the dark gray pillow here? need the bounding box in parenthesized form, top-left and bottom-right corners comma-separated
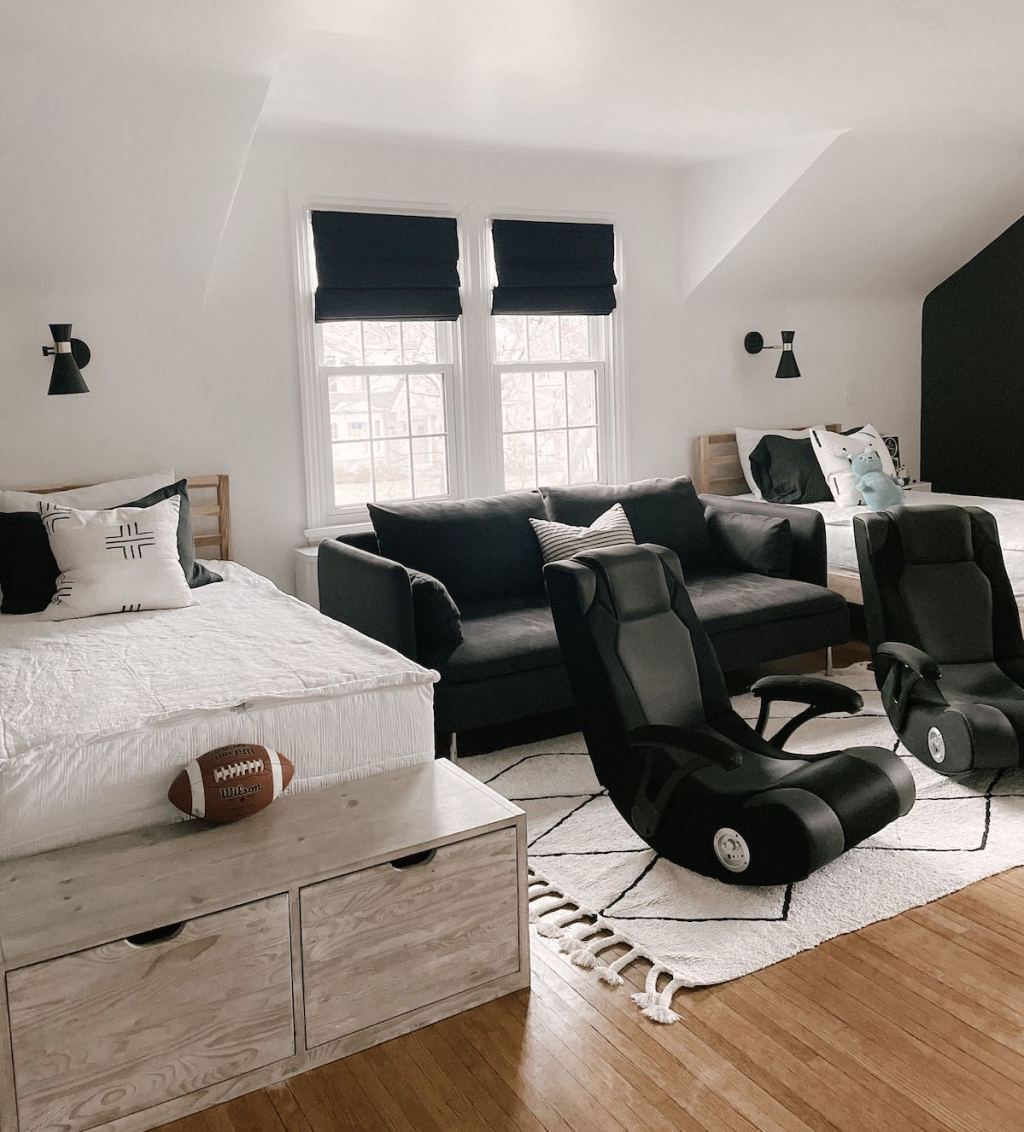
(127, 479, 221, 587)
(540, 477, 711, 569)
(748, 435, 831, 504)
(368, 492, 546, 604)
(706, 508, 793, 578)
(407, 568, 463, 667)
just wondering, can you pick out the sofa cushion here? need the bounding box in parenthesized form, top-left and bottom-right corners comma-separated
(369, 491, 546, 603)
(440, 597, 562, 683)
(540, 477, 711, 569)
(407, 568, 463, 667)
(705, 508, 793, 578)
(684, 569, 845, 636)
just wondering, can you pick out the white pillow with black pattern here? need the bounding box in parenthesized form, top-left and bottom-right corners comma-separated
(38, 496, 191, 620)
(809, 424, 897, 506)
(529, 502, 635, 564)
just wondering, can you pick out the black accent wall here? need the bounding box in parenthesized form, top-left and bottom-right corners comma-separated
(922, 215, 1024, 498)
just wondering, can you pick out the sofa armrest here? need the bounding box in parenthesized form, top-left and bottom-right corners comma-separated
(699, 494, 827, 587)
(317, 539, 417, 659)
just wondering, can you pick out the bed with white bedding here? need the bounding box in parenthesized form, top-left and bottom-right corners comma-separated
(695, 427, 1024, 606)
(0, 560, 437, 859)
(729, 490, 1024, 601)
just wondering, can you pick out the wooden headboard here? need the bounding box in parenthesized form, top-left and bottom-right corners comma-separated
(695, 425, 841, 496)
(29, 475, 232, 560)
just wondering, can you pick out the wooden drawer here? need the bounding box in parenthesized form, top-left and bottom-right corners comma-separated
(7, 894, 294, 1132)
(301, 826, 521, 1048)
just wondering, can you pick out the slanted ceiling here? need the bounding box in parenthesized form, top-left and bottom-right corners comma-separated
(0, 1, 287, 301)
(2, 1, 1024, 308)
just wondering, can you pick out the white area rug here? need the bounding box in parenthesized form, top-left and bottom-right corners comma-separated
(464, 663, 1024, 1020)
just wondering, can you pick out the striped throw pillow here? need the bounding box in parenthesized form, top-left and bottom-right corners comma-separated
(529, 503, 636, 564)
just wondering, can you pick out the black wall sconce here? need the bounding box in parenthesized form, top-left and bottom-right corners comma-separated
(43, 323, 91, 395)
(744, 330, 800, 379)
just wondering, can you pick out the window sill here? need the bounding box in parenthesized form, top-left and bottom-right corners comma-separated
(304, 521, 375, 545)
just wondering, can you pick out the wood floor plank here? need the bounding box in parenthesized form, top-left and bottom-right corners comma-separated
(156, 862, 1024, 1131)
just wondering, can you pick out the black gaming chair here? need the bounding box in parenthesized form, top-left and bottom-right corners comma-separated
(855, 503, 1024, 774)
(544, 544, 914, 885)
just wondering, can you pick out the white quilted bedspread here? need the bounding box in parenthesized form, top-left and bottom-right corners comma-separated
(0, 561, 437, 766)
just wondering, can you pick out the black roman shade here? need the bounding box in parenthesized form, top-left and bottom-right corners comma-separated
(491, 219, 617, 316)
(310, 210, 462, 321)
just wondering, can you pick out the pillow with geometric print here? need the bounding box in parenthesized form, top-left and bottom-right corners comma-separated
(38, 495, 192, 620)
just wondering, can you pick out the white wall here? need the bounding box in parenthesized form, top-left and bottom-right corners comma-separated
(647, 293, 924, 484)
(0, 129, 687, 589)
(0, 120, 936, 592)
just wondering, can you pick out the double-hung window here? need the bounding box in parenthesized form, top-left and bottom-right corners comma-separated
(298, 206, 620, 533)
(303, 209, 462, 528)
(490, 217, 617, 492)
(318, 320, 455, 510)
(493, 314, 606, 491)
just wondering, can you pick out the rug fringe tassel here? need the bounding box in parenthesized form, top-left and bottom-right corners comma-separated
(526, 868, 688, 1024)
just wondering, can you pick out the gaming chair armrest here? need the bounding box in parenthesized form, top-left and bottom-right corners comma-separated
(749, 676, 864, 750)
(877, 642, 942, 682)
(750, 675, 863, 715)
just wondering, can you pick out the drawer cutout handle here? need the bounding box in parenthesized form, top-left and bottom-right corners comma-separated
(125, 921, 185, 947)
(390, 848, 437, 871)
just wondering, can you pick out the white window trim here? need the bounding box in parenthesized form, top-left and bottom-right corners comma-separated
(291, 194, 628, 541)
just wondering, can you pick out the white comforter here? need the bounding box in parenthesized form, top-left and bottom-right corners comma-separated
(0, 562, 438, 858)
(0, 561, 435, 764)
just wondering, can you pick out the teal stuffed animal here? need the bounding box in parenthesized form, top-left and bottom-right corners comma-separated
(850, 448, 904, 510)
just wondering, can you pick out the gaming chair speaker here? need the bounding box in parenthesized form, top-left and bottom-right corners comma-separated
(544, 544, 914, 885)
(855, 503, 1024, 774)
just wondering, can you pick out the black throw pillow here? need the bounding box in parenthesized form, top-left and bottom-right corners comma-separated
(540, 477, 711, 570)
(0, 512, 60, 614)
(407, 567, 463, 667)
(749, 434, 832, 504)
(0, 479, 220, 615)
(706, 508, 793, 578)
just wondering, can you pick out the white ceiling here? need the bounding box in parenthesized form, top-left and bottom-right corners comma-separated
(264, 0, 1024, 163)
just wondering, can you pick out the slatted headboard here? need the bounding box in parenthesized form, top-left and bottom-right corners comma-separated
(28, 475, 232, 560)
(695, 425, 841, 495)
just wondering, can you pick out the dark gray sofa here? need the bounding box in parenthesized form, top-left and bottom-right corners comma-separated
(317, 477, 848, 751)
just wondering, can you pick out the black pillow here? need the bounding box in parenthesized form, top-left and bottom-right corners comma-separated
(369, 492, 547, 604)
(0, 512, 60, 614)
(748, 435, 831, 504)
(0, 479, 220, 615)
(706, 508, 793, 578)
(407, 568, 463, 667)
(540, 477, 711, 570)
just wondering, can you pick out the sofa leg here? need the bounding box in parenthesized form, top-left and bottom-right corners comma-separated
(434, 729, 457, 761)
(825, 646, 834, 677)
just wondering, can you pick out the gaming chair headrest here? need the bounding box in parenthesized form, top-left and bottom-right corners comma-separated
(890, 505, 975, 565)
(572, 544, 684, 622)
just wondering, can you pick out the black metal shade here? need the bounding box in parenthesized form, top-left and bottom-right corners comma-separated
(45, 323, 90, 395)
(775, 330, 800, 379)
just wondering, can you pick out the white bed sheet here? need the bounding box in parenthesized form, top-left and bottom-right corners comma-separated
(0, 561, 437, 859)
(735, 491, 1024, 599)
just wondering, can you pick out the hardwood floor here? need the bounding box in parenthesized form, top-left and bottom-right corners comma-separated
(161, 643, 1024, 1132)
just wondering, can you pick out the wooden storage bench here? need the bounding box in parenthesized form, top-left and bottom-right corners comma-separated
(0, 760, 529, 1132)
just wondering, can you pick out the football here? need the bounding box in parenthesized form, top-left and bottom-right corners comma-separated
(168, 743, 294, 824)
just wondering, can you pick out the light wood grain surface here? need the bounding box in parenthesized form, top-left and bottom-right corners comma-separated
(302, 827, 521, 1048)
(0, 762, 529, 1132)
(8, 896, 294, 1132)
(151, 865, 1024, 1132)
(0, 760, 519, 969)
